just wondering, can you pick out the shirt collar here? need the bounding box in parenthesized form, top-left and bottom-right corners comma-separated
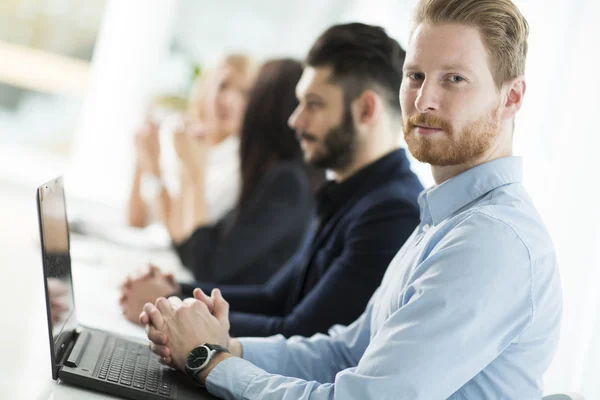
(418, 156, 523, 226)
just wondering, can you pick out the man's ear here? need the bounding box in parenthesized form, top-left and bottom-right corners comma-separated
(502, 77, 526, 120)
(353, 90, 380, 126)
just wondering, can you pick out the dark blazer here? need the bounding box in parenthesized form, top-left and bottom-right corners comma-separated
(180, 149, 423, 338)
(174, 161, 313, 285)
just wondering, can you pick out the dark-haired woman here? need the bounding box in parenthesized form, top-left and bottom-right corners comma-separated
(173, 59, 319, 285)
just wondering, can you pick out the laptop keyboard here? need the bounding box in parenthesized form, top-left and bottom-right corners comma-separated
(96, 337, 173, 397)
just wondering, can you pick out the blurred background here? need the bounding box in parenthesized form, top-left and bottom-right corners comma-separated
(0, 0, 599, 398)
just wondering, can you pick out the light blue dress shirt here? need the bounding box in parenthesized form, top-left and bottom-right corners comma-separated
(206, 156, 562, 400)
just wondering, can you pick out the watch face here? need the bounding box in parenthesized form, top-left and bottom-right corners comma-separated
(187, 346, 210, 369)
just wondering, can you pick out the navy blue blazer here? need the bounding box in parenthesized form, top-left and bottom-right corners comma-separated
(179, 149, 424, 338)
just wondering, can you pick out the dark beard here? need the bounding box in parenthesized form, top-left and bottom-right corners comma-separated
(307, 107, 358, 170)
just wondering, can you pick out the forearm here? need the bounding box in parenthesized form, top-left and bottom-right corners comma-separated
(157, 187, 181, 241)
(190, 165, 209, 231)
(178, 166, 208, 241)
(205, 357, 338, 400)
(127, 165, 147, 227)
(202, 334, 355, 399)
(228, 312, 284, 338)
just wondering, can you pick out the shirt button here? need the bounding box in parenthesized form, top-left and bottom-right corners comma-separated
(422, 224, 430, 232)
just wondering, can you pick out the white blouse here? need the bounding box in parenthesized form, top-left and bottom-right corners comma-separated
(156, 115, 240, 224)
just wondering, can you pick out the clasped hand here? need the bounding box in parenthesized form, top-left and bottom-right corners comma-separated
(140, 288, 231, 371)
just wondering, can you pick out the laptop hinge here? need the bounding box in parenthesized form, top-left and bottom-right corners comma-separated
(63, 328, 91, 368)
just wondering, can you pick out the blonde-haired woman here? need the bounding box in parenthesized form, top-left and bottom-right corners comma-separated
(128, 54, 256, 244)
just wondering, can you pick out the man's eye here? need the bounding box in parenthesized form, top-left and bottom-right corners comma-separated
(448, 75, 465, 83)
(409, 73, 425, 81)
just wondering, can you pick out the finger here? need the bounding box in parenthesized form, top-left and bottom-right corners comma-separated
(149, 343, 171, 358)
(165, 273, 175, 284)
(168, 296, 183, 312)
(158, 358, 174, 367)
(183, 297, 197, 306)
(148, 264, 160, 277)
(147, 324, 167, 345)
(143, 303, 164, 329)
(158, 356, 173, 367)
(139, 310, 149, 325)
(212, 289, 230, 329)
(120, 276, 132, 290)
(136, 267, 147, 280)
(193, 288, 214, 312)
(155, 297, 174, 318)
(135, 267, 146, 280)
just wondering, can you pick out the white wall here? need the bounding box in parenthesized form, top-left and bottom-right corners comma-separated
(65, 0, 181, 209)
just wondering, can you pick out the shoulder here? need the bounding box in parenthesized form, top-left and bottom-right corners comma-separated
(264, 161, 307, 179)
(348, 175, 422, 224)
(457, 185, 556, 263)
(259, 162, 310, 190)
(247, 162, 311, 206)
(429, 209, 552, 281)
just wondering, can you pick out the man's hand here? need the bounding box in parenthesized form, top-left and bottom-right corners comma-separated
(119, 265, 179, 324)
(142, 288, 232, 372)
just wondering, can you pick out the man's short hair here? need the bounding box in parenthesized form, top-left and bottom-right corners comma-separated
(306, 23, 406, 114)
(413, 0, 529, 89)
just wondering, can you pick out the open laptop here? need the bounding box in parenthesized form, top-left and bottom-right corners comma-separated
(37, 176, 217, 400)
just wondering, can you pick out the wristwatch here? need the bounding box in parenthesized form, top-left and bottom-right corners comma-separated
(184, 344, 229, 384)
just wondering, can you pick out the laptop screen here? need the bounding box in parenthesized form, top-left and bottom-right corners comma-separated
(37, 177, 78, 379)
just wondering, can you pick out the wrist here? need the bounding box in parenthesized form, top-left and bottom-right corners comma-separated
(228, 338, 243, 358)
(198, 351, 232, 384)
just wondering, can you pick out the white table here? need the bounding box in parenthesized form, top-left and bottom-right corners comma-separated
(0, 181, 194, 399)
